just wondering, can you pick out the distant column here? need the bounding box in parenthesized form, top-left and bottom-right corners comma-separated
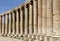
(25, 4, 28, 35)
(2, 15, 5, 36)
(42, 0, 47, 35)
(8, 12, 12, 36)
(5, 14, 9, 36)
(38, 0, 42, 35)
(29, 0, 33, 35)
(12, 12, 15, 36)
(20, 7, 24, 35)
(47, 0, 53, 36)
(16, 9, 19, 36)
(37, 0, 42, 41)
(53, 0, 60, 36)
(0, 15, 2, 35)
(33, 0, 38, 35)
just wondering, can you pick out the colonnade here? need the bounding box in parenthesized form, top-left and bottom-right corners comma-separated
(0, 0, 60, 41)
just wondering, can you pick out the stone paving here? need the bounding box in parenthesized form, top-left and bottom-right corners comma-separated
(0, 36, 24, 41)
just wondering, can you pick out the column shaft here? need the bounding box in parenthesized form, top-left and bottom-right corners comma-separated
(20, 8, 23, 35)
(0, 15, 2, 34)
(38, 0, 42, 35)
(16, 10, 19, 35)
(53, 0, 60, 35)
(25, 5, 28, 35)
(29, 1, 33, 35)
(42, 0, 47, 35)
(5, 14, 9, 36)
(12, 12, 15, 35)
(33, 0, 38, 35)
(2, 15, 4, 35)
(47, 0, 53, 36)
(9, 13, 12, 35)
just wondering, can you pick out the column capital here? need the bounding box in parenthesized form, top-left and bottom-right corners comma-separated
(29, 0, 33, 5)
(33, 0, 37, 1)
(20, 6, 24, 10)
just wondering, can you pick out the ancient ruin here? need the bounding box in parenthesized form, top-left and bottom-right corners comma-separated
(0, 0, 60, 41)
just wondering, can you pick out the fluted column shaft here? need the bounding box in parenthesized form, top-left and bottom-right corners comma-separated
(25, 5, 28, 35)
(2, 15, 5, 35)
(12, 12, 15, 35)
(8, 13, 12, 35)
(20, 8, 23, 35)
(16, 10, 19, 35)
(29, 1, 33, 35)
(53, 0, 60, 35)
(0, 15, 2, 34)
(38, 0, 42, 35)
(33, 0, 38, 35)
(5, 14, 9, 35)
(47, 0, 53, 36)
(42, 0, 47, 35)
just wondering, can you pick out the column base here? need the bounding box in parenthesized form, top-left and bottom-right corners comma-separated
(24, 35, 29, 41)
(1, 34, 4, 36)
(32, 35, 37, 40)
(14, 34, 19, 38)
(28, 34, 32, 39)
(4, 34, 7, 37)
(10, 34, 15, 38)
(7, 34, 11, 37)
(18, 34, 24, 40)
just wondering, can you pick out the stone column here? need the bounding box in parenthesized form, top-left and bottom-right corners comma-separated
(38, 0, 42, 35)
(23, 3, 29, 41)
(16, 10, 19, 37)
(25, 4, 28, 35)
(12, 12, 15, 36)
(8, 13, 12, 36)
(0, 15, 1, 34)
(49, 37, 53, 41)
(42, 0, 47, 35)
(0, 15, 2, 35)
(5, 14, 9, 36)
(33, 0, 38, 35)
(2, 15, 5, 36)
(53, 0, 60, 36)
(19, 7, 24, 37)
(29, 0, 33, 39)
(47, 0, 53, 36)
(42, 0, 47, 41)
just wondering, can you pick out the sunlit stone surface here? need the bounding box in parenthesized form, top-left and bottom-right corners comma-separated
(0, 0, 60, 41)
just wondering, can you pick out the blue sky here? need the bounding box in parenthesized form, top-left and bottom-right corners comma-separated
(0, 0, 26, 13)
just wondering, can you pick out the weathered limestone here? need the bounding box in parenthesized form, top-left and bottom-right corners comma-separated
(25, 4, 28, 35)
(29, 0, 33, 39)
(5, 14, 9, 36)
(0, 15, 1, 34)
(33, 0, 38, 35)
(0, 0, 60, 41)
(20, 7, 24, 36)
(53, 0, 60, 36)
(16, 9, 19, 36)
(8, 12, 12, 36)
(49, 37, 53, 41)
(47, 0, 53, 36)
(12, 11, 15, 36)
(2, 15, 5, 36)
(0, 15, 2, 35)
(38, 0, 42, 35)
(42, 0, 47, 35)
